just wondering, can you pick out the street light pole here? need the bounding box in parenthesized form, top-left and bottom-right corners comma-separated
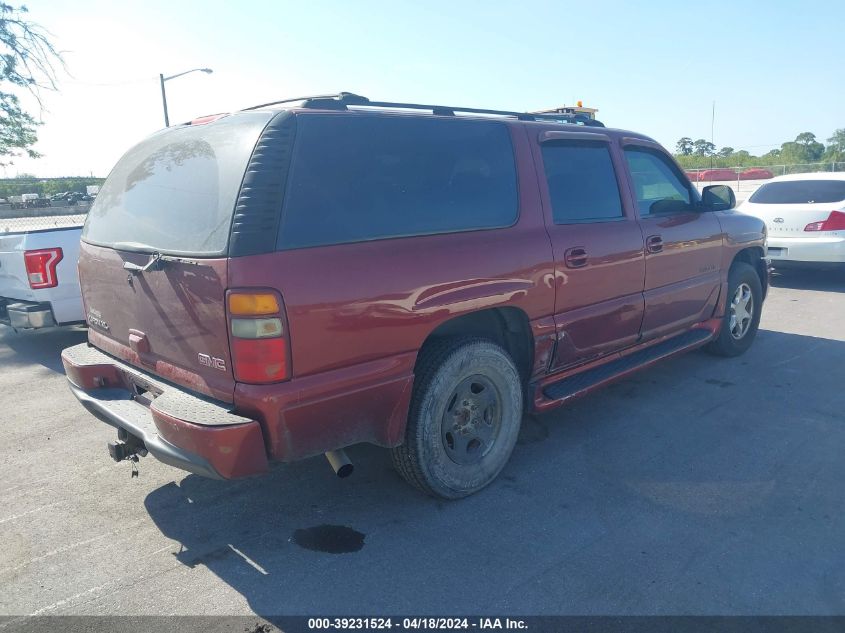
(158, 68, 213, 128)
(159, 73, 169, 127)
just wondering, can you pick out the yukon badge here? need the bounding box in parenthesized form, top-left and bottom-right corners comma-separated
(198, 353, 226, 371)
(86, 308, 109, 331)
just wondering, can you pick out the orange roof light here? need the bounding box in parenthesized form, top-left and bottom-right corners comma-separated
(577, 100, 583, 107)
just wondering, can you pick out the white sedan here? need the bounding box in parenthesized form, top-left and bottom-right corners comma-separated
(740, 173, 845, 266)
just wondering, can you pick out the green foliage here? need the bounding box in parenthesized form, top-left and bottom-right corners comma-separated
(825, 129, 845, 162)
(692, 139, 716, 156)
(0, 4, 62, 166)
(675, 131, 841, 170)
(675, 137, 693, 156)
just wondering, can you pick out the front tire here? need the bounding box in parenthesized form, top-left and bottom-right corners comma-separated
(391, 337, 523, 499)
(706, 261, 762, 357)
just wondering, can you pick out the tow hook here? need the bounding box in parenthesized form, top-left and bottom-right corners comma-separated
(107, 441, 142, 462)
(108, 428, 148, 463)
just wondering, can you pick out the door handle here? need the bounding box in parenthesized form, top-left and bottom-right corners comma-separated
(564, 246, 589, 269)
(646, 235, 664, 254)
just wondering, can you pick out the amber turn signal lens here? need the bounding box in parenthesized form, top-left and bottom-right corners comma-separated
(228, 293, 280, 316)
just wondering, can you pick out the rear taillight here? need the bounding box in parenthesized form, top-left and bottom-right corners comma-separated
(227, 290, 290, 383)
(805, 210, 845, 232)
(24, 248, 63, 289)
(190, 113, 228, 125)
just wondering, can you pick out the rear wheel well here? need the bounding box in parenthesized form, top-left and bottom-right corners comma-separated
(732, 246, 767, 297)
(419, 308, 534, 384)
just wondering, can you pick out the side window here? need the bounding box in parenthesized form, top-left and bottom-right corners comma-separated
(278, 115, 518, 249)
(541, 141, 623, 224)
(624, 147, 692, 216)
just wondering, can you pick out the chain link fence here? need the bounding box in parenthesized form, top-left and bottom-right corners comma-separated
(1, 202, 91, 234)
(685, 161, 845, 181)
(681, 162, 845, 204)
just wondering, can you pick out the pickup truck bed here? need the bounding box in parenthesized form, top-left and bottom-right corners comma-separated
(0, 223, 84, 329)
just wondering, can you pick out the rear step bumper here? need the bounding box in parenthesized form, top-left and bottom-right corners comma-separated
(0, 299, 55, 329)
(62, 343, 268, 479)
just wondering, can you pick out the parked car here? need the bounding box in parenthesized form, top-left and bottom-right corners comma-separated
(62, 93, 768, 498)
(698, 168, 738, 182)
(740, 173, 845, 267)
(739, 168, 774, 181)
(0, 221, 85, 330)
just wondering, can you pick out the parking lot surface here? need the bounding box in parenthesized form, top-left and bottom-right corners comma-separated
(1, 268, 844, 618)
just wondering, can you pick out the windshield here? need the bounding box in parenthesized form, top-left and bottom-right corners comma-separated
(748, 180, 845, 205)
(82, 112, 273, 256)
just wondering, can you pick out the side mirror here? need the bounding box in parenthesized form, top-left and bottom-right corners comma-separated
(701, 184, 736, 211)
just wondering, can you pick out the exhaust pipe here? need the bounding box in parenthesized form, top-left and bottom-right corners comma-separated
(325, 449, 354, 478)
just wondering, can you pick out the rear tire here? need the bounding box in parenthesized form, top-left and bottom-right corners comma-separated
(391, 337, 523, 499)
(706, 261, 762, 357)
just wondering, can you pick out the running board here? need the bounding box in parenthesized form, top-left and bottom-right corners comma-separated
(542, 329, 713, 402)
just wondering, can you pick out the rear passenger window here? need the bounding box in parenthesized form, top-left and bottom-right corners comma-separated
(541, 141, 623, 224)
(278, 115, 518, 249)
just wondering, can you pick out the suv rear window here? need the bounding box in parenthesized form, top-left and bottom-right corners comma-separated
(82, 112, 273, 256)
(748, 180, 845, 204)
(278, 115, 518, 249)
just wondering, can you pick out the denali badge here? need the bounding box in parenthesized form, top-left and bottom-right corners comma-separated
(86, 308, 109, 331)
(198, 353, 226, 371)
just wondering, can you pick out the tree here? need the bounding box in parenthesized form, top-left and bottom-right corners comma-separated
(0, 4, 62, 166)
(675, 137, 693, 156)
(791, 132, 824, 162)
(718, 146, 734, 158)
(825, 129, 845, 162)
(692, 138, 716, 157)
(733, 150, 751, 164)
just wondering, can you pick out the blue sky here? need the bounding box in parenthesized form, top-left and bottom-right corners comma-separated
(12, 0, 845, 176)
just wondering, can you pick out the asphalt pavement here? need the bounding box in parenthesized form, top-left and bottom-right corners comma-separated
(1, 267, 844, 618)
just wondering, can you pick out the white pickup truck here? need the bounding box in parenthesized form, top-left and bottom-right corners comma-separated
(0, 218, 84, 329)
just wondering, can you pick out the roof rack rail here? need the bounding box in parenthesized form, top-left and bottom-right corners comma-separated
(244, 92, 605, 127)
(241, 92, 369, 111)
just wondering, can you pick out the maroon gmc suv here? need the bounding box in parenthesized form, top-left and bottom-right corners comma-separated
(62, 93, 768, 498)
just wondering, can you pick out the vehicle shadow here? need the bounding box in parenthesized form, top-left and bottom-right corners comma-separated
(144, 328, 845, 616)
(0, 325, 87, 373)
(770, 266, 845, 293)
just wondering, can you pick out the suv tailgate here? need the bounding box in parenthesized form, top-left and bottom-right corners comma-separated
(77, 111, 276, 403)
(79, 241, 234, 402)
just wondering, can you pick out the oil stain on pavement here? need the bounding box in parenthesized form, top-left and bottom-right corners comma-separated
(291, 525, 365, 554)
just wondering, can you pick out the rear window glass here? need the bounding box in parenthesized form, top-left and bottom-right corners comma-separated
(82, 112, 273, 256)
(541, 141, 623, 223)
(748, 180, 845, 204)
(278, 115, 518, 249)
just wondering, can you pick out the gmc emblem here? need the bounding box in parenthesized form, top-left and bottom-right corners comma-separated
(198, 353, 226, 371)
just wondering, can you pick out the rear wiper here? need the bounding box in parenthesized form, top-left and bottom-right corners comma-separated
(123, 251, 162, 274)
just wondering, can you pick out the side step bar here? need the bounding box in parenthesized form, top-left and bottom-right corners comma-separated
(543, 329, 713, 402)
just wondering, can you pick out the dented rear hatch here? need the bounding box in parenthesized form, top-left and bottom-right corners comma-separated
(79, 111, 275, 402)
